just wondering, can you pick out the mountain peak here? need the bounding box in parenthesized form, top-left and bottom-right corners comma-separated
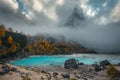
(65, 7, 85, 27)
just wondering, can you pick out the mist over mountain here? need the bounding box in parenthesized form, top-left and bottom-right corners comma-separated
(64, 6, 85, 27)
(0, 0, 120, 53)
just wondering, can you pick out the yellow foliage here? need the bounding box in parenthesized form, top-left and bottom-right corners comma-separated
(40, 45, 45, 50)
(0, 25, 5, 38)
(106, 65, 119, 79)
(22, 77, 32, 80)
(8, 36, 13, 44)
(27, 45, 32, 51)
(10, 43, 17, 52)
(45, 41, 50, 48)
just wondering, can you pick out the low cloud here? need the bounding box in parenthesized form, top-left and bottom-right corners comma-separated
(0, 0, 120, 52)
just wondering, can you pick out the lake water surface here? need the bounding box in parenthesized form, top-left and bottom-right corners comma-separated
(10, 54, 120, 67)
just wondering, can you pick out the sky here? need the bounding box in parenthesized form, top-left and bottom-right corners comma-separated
(0, 0, 120, 52)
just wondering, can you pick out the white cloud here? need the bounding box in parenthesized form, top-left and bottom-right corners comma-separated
(56, 0, 64, 5)
(33, 0, 43, 12)
(0, 0, 19, 11)
(22, 11, 34, 20)
(7, 0, 19, 10)
(80, 0, 97, 17)
(43, 7, 58, 21)
(96, 16, 109, 25)
(110, 0, 120, 22)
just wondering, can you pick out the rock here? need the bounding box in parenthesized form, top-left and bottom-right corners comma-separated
(0, 65, 10, 75)
(41, 70, 47, 73)
(64, 58, 79, 69)
(0, 59, 5, 64)
(11, 67, 17, 72)
(88, 68, 93, 72)
(2, 65, 10, 72)
(75, 74, 81, 78)
(62, 73, 70, 78)
(100, 60, 111, 66)
(82, 77, 88, 80)
(78, 62, 84, 65)
(94, 64, 101, 72)
(118, 63, 120, 66)
(100, 60, 111, 69)
(113, 78, 120, 80)
(53, 72, 58, 77)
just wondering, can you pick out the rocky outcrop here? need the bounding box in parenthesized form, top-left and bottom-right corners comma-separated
(100, 60, 111, 69)
(0, 64, 10, 75)
(64, 58, 79, 69)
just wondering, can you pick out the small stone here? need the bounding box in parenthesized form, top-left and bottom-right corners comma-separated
(11, 67, 17, 72)
(62, 73, 70, 78)
(53, 72, 58, 77)
(94, 64, 101, 72)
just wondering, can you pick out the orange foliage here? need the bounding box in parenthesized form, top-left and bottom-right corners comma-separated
(8, 36, 13, 44)
(40, 45, 45, 50)
(10, 43, 17, 52)
(27, 45, 33, 51)
(45, 41, 50, 49)
(0, 25, 5, 38)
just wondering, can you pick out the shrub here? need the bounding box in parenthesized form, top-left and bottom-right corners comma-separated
(22, 77, 32, 80)
(106, 65, 120, 79)
(70, 78, 77, 80)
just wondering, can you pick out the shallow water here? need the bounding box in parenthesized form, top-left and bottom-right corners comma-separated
(10, 54, 120, 67)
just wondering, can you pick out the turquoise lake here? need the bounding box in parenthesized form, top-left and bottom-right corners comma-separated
(10, 54, 120, 67)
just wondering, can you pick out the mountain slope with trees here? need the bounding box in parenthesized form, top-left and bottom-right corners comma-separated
(0, 24, 95, 61)
(0, 25, 27, 59)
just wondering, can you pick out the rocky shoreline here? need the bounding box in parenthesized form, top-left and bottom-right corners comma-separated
(0, 59, 120, 80)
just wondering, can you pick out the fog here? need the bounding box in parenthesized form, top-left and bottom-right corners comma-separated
(0, 0, 120, 52)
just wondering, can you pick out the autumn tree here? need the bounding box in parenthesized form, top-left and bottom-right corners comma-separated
(0, 25, 5, 38)
(10, 43, 17, 53)
(8, 35, 13, 44)
(27, 45, 33, 51)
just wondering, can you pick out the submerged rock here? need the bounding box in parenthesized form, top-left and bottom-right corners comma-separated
(64, 58, 79, 69)
(78, 62, 84, 65)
